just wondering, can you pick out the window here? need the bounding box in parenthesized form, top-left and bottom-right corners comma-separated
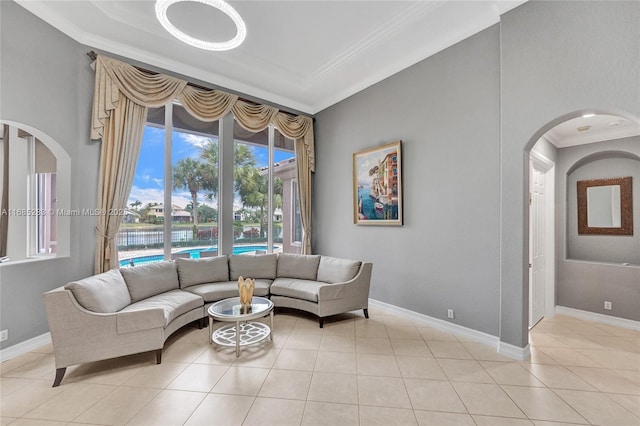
(117, 104, 300, 266)
(0, 122, 70, 261)
(292, 180, 303, 246)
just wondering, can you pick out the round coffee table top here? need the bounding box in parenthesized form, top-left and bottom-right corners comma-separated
(208, 296, 273, 322)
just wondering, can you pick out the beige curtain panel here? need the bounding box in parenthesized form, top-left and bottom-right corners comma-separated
(90, 55, 315, 271)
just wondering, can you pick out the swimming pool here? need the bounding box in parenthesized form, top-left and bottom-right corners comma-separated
(119, 245, 278, 268)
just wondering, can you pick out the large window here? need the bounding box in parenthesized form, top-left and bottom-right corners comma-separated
(118, 105, 299, 266)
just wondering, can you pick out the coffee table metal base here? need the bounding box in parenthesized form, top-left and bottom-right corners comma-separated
(212, 320, 272, 357)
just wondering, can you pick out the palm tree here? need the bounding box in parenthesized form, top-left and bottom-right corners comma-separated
(199, 140, 257, 200)
(236, 167, 283, 238)
(172, 158, 214, 230)
(130, 200, 142, 211)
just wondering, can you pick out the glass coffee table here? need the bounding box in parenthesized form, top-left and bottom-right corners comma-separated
(207, 296, 274, 357)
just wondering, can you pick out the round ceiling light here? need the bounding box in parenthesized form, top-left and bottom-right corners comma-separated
(155, 0, 246, 51)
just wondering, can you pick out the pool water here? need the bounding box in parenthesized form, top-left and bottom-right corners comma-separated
(120, 245, 277, 268)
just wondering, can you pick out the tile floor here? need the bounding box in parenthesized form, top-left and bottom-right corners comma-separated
(1, 307, 639, 425)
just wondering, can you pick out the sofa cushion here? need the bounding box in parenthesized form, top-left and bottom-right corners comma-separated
(120, 261, 180, 303)
(277, 253, 320, 281)
(65, 269, 131, 313)
(176, 256, 229, 288)
(119, 289, 203, 327)
(185, 279, 271, 303)
(271, 278, 325, 303)
(229, 253, 277, 280)
(316, 256, 362, 284)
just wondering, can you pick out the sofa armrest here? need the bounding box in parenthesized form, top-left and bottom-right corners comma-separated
(117, 308, 165, 334)
(318, 262, 373, 301)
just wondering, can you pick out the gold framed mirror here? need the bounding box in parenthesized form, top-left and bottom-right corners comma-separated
(577, 176, 633, 235)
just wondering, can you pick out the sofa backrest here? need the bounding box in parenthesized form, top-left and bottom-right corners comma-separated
(120, 261, 179, 302)
(65, 269, 131, 313)
(229, 253, 277, 280)
(176, 255, 229, 288)
(277, 253, 321, 280)
(316, 256, 362, 284)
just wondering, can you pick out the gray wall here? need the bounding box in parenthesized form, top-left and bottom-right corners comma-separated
(316, 0, 640, 348)
(557, 137, 640, 321)
(0, 1, 98, 349)
(314, 25, 502, 336)
(499, 0, 640, 346)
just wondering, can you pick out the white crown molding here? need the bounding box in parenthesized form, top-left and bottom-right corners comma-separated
(0, 333, 51, 362)
(556, 306, 640, 331)
(368, 298, 530, 361)
(550, 126, 640, 148)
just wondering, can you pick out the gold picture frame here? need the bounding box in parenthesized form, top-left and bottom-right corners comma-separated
(353, 140, 403, 226)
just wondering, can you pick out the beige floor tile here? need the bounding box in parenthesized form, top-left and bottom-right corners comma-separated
(417, 327, 459, 342)
(356, 353, 401, 377)
(183, 393, 254, 426)
(210, 366, 269, 396)
(437, 359, 494, 383)
(64, 355, 152, 386)
(23, 383, 115, 422)
(0, 353, 48, 376)
(553, 389, 640, 426)
(532, 421, 590, 426)
(358, 376, 411, 408)
(521, 364, 595, 391)
(403, 378, 466, 413)
(193, 346, 238, 365)
(452, 382, 525, 418)
(162, 342, 208, 363)
(426, 341, 472, 359)
(358, 406, 418, 426)
(318, 334, 356, 352)
(386, 326, 422, 340)
(232, 345, 280, 368)
(537, 347, 605, 368)
(166, 363, 228, 392)
(396, 356, 447, 380)
(314, 351, 357, 374)
(501, 385, 586, 423)
(122, 361, 189, 388)
(606, 393, 640, 417)
(568, 366, 640, 395)
(283, 333, 322, 351)
(307, 372, 358, 404)
(0, 418, 16, 426)
(524, 347, 559, 365)
(322, 319, 356, 336)
(480, 361, 545, 387)
(272, 349, 317, 371)
(0, 380, 64, 418)
(258, 369, 312, 400)
(462, 342, 513, 361)
(126, 389, 206, 426)
(290, 319, 324, 335)
(586, 335, 640, 353)
(472, 415, 534, 425)
(4, 419, 67, 426)
(578, 349, 640, 371)
(72, 385, 159, 425)
(242, 397, 305, 426)
(355, 321, 389, 338)
(356, 337, 394, 355)
(391, 339, 432, 357)
(414, 410, 475, 426)
(381, 315, 418, 327)
(2, 354, 55, 380)
(0, 377, 33, 397)
(301, 401, 359, 426)
(617, 368, 640, 386)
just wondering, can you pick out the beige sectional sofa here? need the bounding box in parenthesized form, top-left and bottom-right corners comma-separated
(43, 253, 372, 386)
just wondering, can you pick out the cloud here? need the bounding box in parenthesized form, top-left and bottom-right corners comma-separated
(152, 178, 163, 188)
(180, 133, 215, 149)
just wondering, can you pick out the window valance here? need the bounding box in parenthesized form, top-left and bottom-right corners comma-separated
(90, 55, 314, 171)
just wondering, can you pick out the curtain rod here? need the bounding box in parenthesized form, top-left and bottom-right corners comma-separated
(86, 51, 308, 120)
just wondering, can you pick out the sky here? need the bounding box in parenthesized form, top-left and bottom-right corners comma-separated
(127, 126, 295, 211)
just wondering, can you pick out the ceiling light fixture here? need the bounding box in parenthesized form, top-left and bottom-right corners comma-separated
(582, 113, 596, 118)
(155, 0, 246, 51)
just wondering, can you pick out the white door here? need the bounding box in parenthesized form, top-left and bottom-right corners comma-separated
(529, 163, 546, 328)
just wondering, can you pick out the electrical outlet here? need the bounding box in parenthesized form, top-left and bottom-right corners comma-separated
(604, 301, 612, 311)
(447, 309, 454, 319)
(0, 329, 7, 342)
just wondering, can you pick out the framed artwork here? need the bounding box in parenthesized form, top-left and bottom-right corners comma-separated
(353, 140, 403, 225)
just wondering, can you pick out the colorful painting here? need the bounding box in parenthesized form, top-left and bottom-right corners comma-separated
(353, 141, 403, 226)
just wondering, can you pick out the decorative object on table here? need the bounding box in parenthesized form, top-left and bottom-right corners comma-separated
(238, 276, 255, 306)
(353, 140, 403, 226)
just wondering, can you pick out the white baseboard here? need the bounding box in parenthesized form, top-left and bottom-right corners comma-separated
(556, 306, 640, 331)
(0, 333, 51, 362)
(368, 298, 529, 361)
